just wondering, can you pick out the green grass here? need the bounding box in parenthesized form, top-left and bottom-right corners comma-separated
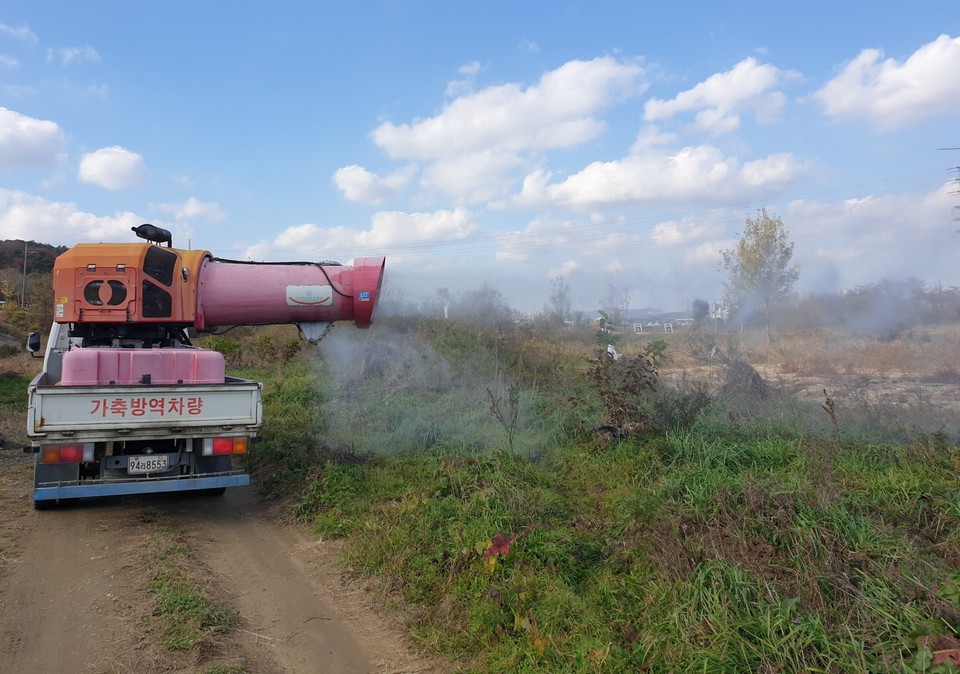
(231, 362, 330, 498)
(144, 526, 236, 651)
(357, 447, 951, 668)
(285, 437, 960, 672)
(0, 372, 30, 411)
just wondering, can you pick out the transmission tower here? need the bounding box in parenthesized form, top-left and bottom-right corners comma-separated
(939, 148, 960, 232)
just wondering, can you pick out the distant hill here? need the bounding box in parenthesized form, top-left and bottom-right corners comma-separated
(0, 240, 66, 305)
(0, 240, 67, 276)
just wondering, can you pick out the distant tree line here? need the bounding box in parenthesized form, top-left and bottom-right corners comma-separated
(0, 240, 66, 274)
(381, 274, 960, 341)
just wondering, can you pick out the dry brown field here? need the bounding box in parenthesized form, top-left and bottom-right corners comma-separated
(649, 322, 960, 438)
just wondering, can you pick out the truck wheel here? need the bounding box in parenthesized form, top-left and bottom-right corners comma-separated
(199, 487, 227, 497)
(34, 499, 57, 510)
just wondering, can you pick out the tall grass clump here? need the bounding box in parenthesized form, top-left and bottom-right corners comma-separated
(209, 356, 327, 499)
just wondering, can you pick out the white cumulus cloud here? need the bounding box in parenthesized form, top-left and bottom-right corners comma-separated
(812, 34, 960, 130)
(332, 164, 417, 204)
(0, 189, 142, 245)
(78, 146, 146, 190)
(420, 150, 525, 203)
(512, 143, 805, 209)
(0, 107, 65, 172)
(371, 56, 646, 160)
(446, 61, 482, 97)
(548, 260, 580, 278)
(262, 207, 478, 264)
(784, 183, 957, 288)
(496, 216, 579, 263)
(645, 57, 795, 135)
(652, 216, 725, 246)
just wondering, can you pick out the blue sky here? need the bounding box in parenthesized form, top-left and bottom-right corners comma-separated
(1, 2, 959, 313)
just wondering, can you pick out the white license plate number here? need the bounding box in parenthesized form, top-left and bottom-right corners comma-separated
(128, 455, 169, 474)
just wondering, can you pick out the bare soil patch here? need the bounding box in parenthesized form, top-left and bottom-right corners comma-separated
(0, 449, 451, 673)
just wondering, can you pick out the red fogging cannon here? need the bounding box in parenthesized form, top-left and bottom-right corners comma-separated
(194, 256, 385, 342)
(52, 224, 385, 343)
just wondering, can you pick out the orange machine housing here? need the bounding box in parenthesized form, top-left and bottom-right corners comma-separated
(52, 243, 209, 325)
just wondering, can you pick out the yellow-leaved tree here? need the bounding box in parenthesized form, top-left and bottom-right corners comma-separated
(720, 208, 800, 340)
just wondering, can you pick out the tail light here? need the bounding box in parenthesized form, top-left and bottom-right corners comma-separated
(202, 436, 248, 456)
(41, 443, 95, 463)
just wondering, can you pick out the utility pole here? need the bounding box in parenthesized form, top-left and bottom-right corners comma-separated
(21, 240, 27, 308)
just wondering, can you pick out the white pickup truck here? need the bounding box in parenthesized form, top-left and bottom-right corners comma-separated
(25, 230, 384, 508)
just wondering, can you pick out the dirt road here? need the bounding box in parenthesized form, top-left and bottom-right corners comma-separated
(0, 450, 448, 674)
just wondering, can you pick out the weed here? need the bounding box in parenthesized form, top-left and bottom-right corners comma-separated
(651, 377, 714, 431)
(294, 460, 371, 537)
(821, 388, 839, 436)
(586, 345, 658, 430)
(241, 362, 329, 498)
(487, 378, 522, 452)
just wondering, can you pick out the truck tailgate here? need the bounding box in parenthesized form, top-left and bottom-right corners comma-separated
(28, 377, 262, 440)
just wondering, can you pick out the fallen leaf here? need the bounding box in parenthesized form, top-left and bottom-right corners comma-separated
(933, 649, 960, 666)
(484, 532, 517, 558)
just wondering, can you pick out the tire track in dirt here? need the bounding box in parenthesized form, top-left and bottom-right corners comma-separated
(0, 457, 133, 674)
(0, 454, 448, 674)
(175, 486, 444, 674)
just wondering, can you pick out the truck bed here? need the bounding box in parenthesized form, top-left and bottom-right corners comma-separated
(28, 373, 263, 442)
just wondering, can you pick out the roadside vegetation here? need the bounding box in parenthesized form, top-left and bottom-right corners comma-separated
(225, 314, 960, 673)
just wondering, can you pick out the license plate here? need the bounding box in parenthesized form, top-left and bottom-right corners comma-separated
(128, 454, 169, 474)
